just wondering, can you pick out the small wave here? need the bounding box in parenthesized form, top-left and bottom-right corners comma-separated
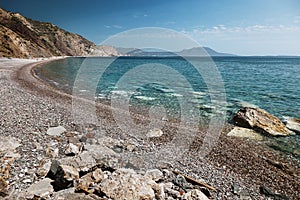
(166, 93, 183, 97)
(134, 96, 156, 101)
(239, 101, 258, 108)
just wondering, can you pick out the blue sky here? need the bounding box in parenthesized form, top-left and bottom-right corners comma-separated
(1, 0, 300, 55)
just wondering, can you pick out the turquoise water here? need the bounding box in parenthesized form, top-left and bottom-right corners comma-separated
(35, 56, 300, 119)
(35, 56, 300, 158)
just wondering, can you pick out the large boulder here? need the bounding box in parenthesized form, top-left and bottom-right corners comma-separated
(233, 107, 294, 136)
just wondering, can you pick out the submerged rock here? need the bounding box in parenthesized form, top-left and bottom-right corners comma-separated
(233, 107, 294, 136)
(283, 117, 300, 134)
(227, 126, 264, 140)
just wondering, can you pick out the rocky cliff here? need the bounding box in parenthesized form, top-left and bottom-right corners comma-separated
(0, 8, 120, 58)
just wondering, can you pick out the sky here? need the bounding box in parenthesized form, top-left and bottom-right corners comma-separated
(1, 0, 300, 55)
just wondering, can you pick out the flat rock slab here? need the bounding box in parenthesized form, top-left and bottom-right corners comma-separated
(227, 127, 264, 141)
(47, 126, 66, 136)
(26, 178, 54, 198)
(0, 136, 20, 152)
(233, 107, 294, 136)
(283, 117, 300, 134)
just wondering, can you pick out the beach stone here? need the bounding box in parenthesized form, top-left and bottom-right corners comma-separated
(46, 160, 79, 191)
(36, 159, 52, 177)
(26, 178, 54, 198)
(227, 126, 264, 140)
(92, 168, 104, 183)
(64, 143, 81, 156)
(100, 168, 157, 200)
(147, 128, 164, 138)
(52, 192, 102, 200)
(0, 136, 20, 152)
(233, 107, 294, 136)
(47, 126, 66, 136)
(59, 144, 123, 171)
(283, 117, 300, 134)
(145, 169, 164, 181)
(0, 177, 8, 197)
(182, 189, 210, 200)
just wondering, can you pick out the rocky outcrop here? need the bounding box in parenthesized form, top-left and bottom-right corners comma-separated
(233, 107, 294, 136)
(0, 8, 122, 58)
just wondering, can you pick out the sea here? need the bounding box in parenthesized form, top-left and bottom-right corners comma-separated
(34, 56, 300, 158)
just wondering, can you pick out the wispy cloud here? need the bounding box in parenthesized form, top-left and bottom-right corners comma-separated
(104, 25, 123, 29)
(132, 13, 149, 18)
(182, 24, 300, 55)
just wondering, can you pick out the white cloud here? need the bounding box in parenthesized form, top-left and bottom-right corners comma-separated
(183, 24, 300, 55)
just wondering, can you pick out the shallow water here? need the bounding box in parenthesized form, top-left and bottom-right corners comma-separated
(35, 56, 300, 158)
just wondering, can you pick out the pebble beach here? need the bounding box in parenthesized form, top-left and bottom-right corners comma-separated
(0, 58, 299, 199)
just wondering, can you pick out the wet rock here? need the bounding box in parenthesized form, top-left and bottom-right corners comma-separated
(0, 177, 8, 197)
(283, 117, 300, 134)
(182, 189, 209, 200)
(100, 168, 158, 200)
(227, 126, 264, 140)
(46, 160, 79, 191)
(47, 126, 66, 136)
(0, 136, 20, 152)
(26, 178, 54, 198)
(147, 128, 164, 138)
(233, 107, 294, 136)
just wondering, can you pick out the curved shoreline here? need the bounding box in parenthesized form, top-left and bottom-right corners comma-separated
(2, 57, 300, 199)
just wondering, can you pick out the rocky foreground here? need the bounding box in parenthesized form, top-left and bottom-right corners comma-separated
(0, 58, 299, 199)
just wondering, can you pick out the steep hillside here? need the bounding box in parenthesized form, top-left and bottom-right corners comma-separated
(0, 8, 120, 58)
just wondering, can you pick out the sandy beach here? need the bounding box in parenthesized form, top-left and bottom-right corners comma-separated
(0, 58, 299, 199)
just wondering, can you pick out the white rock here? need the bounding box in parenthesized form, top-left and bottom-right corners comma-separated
(283, 117, 300, 134)
(26, 178, 54, 198)
(100, 168, 157, 200)
(147, 128, 164, 138)
(47, 126, 66, 136)
(145, 169, 163, 181)
(64, 143, 80, 156)
(182, 189, 209, 200)
(0, 136, 20, 153)
(227, 126, 264, 141)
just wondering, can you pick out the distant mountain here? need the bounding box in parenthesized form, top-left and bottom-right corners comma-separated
(179, 47, 235, 57)
(116, 47, 235, 57)
(0, 8, 121, 58)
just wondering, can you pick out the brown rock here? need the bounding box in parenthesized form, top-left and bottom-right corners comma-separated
(233, 107, 294, 136)
(0, 177, 8, 197)
(283, 117, 300, 134)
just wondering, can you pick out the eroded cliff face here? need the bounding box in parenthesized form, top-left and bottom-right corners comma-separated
(0, 8, 120, 58)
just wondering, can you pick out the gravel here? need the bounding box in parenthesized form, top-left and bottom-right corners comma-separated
(0, 58, 299, 199)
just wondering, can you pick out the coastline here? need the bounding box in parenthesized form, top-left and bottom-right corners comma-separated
(0, 57, 299, 199)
